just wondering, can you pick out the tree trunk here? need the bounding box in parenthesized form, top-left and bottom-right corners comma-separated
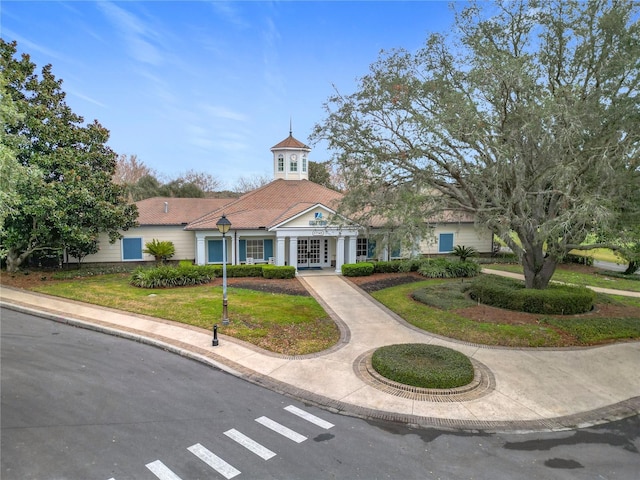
(5, 249, 28, 273)
(521, 249, 558, 289)
(625, 260, 639, 275)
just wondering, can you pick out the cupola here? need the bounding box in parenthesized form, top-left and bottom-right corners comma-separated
(270, 127, 311, 181)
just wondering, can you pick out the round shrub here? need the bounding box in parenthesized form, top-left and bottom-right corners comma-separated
(371, 344, 474, 389)
(466, 276, 595, 315)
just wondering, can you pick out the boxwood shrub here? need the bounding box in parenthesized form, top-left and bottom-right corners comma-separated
(371, 344, 474, 389)
(342, 262, 375, 276)
(465, 275, 595, 315)
(262, 265, 296, 279)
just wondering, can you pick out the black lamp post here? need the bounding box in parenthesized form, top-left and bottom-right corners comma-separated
(216, 214, 231, 326)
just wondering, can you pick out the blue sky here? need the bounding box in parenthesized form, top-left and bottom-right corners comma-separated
(2, 1, 456, 187)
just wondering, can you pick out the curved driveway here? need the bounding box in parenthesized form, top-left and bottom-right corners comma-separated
(1, 271, 639, 432)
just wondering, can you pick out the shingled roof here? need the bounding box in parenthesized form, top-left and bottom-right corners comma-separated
(187, 179, 343, 230)
(270, 133, 311, 150)
(136, 197, 234, 225)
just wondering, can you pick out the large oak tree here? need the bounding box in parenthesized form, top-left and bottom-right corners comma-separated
(1, 40, 137, 271)
(313, 0, 640, 288)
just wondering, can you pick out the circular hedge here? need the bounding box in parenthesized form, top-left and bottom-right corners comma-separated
(371, 344, 474, 389)
(466, 276, 595, 315)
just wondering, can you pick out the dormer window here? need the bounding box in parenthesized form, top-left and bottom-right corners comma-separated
(277, 154, 284, 172)
(302, 155, 307, 173)
(290, 154, 298, 172)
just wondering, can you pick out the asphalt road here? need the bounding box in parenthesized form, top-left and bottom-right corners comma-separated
(2, 308, 639, 480)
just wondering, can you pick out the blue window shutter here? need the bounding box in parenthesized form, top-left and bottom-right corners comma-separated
(264, 239, 273, 260)
(208, 240, 223, 263)
(239, 240, 246, 262)
(122, 238, 142, 260)
(439, 233, 454, 253)
(368, 239, 376, 259)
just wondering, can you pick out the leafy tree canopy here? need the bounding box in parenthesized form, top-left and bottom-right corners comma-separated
(313, 0, 640, 288)
(0, 39, 138, 271)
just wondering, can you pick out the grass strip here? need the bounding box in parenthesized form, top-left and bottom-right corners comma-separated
(31, 274, 339, 355)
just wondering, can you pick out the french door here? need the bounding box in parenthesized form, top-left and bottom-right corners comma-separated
(297, 238, 322, 268)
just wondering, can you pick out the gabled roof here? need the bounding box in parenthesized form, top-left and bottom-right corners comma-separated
(136, 197, 234, 225)
(186, 179, 343, 230)
(270, 133, 311, 151)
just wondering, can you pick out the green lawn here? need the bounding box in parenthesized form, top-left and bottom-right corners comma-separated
(24, 268, 640, 352)
(31, 274, 339, 356)
(482, 264, 640, 292)
(371, 278, 640, 347)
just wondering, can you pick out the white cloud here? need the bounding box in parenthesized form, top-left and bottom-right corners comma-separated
(96, 1, 164, 66)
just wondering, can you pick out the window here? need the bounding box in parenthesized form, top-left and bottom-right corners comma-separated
(356, 238, 369, 258)
(290, 158, 298, 172)
(302, 155, 307, 172)
(122, 237, 143, 261)
(439, 233, 454, 253)
(246, 239, 264, 260)
(277, 154, 284, 172)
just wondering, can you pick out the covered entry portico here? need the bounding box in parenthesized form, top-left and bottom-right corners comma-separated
(273, 225, 359, 273)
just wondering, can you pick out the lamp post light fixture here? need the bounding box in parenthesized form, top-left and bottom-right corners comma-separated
(216, 214, 232, 326)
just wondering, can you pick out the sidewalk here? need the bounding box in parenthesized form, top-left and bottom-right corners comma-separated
(1, 272, 639, 433)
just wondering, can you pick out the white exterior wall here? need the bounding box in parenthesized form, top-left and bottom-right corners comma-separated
(418, 224, 493, 255)
(73, 226, 195, 263)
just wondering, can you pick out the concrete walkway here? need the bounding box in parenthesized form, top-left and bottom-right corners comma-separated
(1, 271, 639, 433)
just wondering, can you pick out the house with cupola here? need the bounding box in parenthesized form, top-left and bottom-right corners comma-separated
(76, 131, 494, 271)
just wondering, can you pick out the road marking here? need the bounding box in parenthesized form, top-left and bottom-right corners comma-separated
(224, 428, 277, 460)
(255, 416, 307, 443)
(188, 443, 241, 479)
(284, 405, 335, 429)
(145, 460, 183, 480)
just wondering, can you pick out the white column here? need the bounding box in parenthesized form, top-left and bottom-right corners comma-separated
(335, 236, 345, 274)
(289, 236, 298, 270)
(196, 234, 206, 265)
(383, 233, 389, 261)
(277, 236, 286, 266)
(347, 236, 357, 264)
(231, 231, 236, 265)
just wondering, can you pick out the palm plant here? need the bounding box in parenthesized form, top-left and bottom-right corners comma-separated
(143, 239, 175, 265)
(452, 245, 477, 262)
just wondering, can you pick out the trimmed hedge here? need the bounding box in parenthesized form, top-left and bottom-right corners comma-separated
(465, 275, 596, 315)
(342, 262, 375, 276)
(371, 344, 474, 389)
(372, 260, 402, 273)
(262, 265, 296, 279)
(344, 258, 481, 279)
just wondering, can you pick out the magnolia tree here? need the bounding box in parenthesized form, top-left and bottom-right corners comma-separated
(1, 40, 138, 271)
(313, 0, 640, 289)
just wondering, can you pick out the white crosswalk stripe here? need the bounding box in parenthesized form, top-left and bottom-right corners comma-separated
(255, 416, 307, 443)
(188, 443, 241, 479)
(224, 428, 277, 460)
(145, 460, 183, 480)
(112, 406, 338, 479)
(284, 405, 335, 429)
